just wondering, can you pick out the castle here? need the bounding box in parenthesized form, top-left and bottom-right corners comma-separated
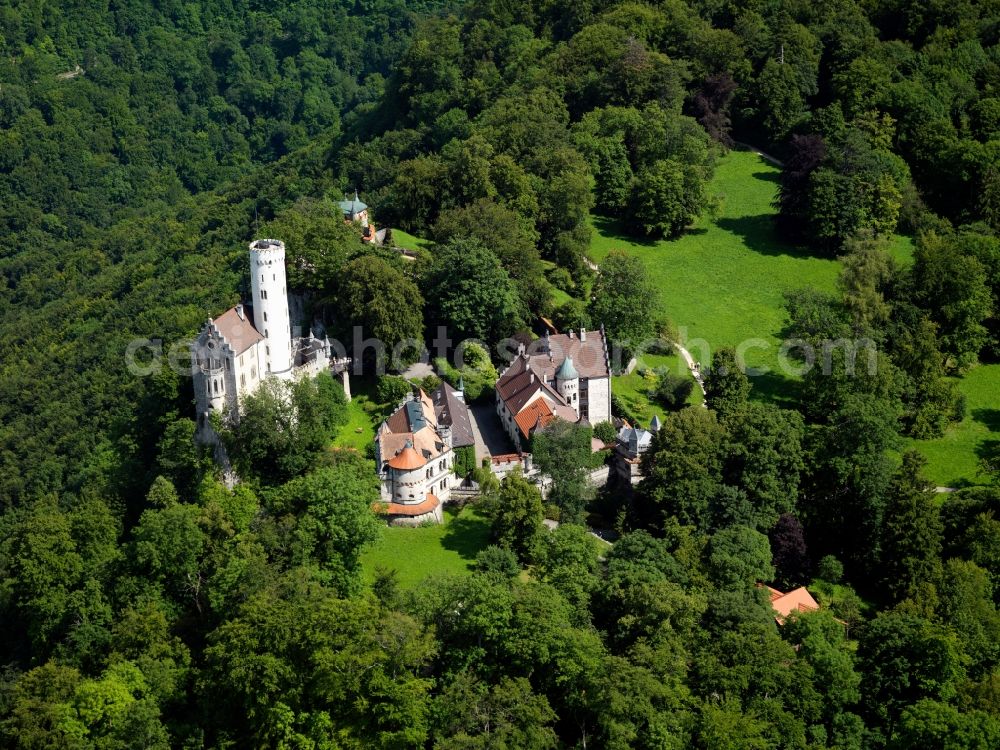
(192, 239, 340, 429)
(373, 385, 471, 526)
(495, 327, 612, 450)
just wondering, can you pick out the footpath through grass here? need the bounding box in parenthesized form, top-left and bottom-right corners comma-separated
(589, 148, 999, 485)
(591, 149, 841, 404)
(613, 351, 703, 426)
(361, 505, 492, 589)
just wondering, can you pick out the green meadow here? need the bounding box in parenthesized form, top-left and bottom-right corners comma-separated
(361, 506, 492, 588)
(592, 148, 997, 486)
(590, 149, 842, 404)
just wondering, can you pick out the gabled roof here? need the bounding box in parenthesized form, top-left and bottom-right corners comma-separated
(496, 356, 565, 414)
(433, 382, 475, 448)
(766, 585, 820, 623)
(206, 305, 263, 356)
(378, 390, 449, 470)
(526, 329, 610, 380)
(617, 424, 652, 456)
(514, 399, 555, 439)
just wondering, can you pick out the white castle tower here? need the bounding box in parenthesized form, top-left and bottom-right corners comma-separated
(249, 239, 293, 379)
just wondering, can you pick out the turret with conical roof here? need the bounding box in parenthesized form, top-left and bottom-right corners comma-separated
(556, 355, 580, 416)
(338, 189, 369, 226)
(556, 355, 579, 380)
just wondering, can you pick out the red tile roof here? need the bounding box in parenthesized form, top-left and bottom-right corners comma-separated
(386, 444, 424, 470)
(762, 585, 820, 623)
(376, 493, 441, 517)
(496, 356, 564, 414)
(210, 306, 264, 355)
(514, 399, 555, 439)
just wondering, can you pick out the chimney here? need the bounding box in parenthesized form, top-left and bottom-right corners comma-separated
(580, 326, 587, 342)
(569, 329, 575, 339)
(235, 304, 244, 321)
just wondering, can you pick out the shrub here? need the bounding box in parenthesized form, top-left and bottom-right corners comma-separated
(817, 555, 844, 583)
(593, 421, 617, 445)
(475, 545, 521, 578)
(377, 375, 412, 406)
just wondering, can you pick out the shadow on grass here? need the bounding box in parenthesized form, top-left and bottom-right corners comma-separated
(715, 214, 826, 260)
(752, 171, 782, 184)
(748, 370, 801, 408)
(440, 510, 492, 561)
(974, 439, 1000, 480)
(592, 215, 659, 247)
(972, 408, 1000, 433)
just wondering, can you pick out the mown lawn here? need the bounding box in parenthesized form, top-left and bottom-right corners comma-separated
(361, 505, 492, 588)
(588, 148, 999, 485)
(612, 351, 702, 426)
(390, 228, 431, 251)
(906, 364, 1000, 488)
(332, 376, 379, 453)
(590, 149, 842, 405)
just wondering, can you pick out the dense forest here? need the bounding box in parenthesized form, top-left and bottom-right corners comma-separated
(1, 0, 1000, 748)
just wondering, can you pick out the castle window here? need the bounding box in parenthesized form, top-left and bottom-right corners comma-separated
(273, 274, 276, 281)
(265, 329, 269, 338)
(213, 379, 218, 393)
(265, 346, 270, 356)
(225, 358, 230, 371)
(241, 374, 246, 387)
(261, 274, 264, 282)
(251, 366, 256, 378)
(262, 290, 267, 300)
(263, 311, 267, 322)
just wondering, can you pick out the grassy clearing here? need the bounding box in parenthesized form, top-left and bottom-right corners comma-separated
(612, 351, 702, 425)
(907, 364, 1000, 487)
(390, 228, 431, 251)
(590, 149, 842, 404)
(361, 505, 492, 588)
(332, 377, 379, 453)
